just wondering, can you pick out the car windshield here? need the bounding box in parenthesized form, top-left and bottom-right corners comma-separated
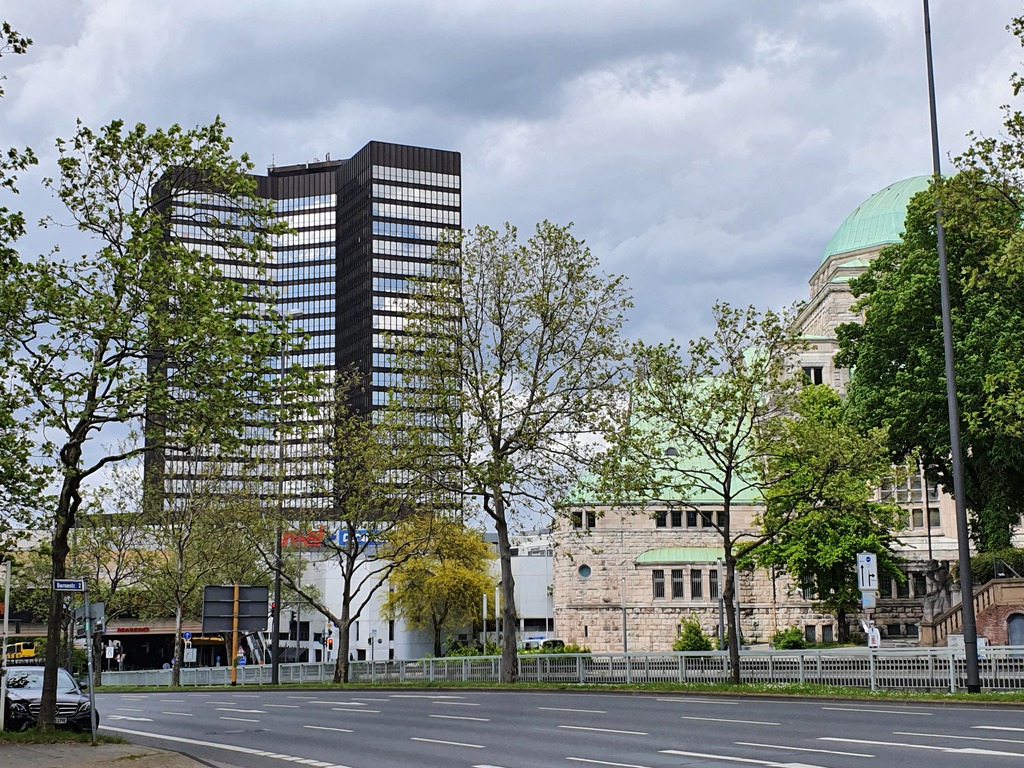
(5, 670, 43, 689)
(5, 669, 78, 692)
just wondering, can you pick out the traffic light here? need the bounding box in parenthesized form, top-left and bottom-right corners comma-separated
(327, 637, 334, 650)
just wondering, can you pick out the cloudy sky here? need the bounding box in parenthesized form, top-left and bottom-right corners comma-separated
(3, 0, 1022, 345)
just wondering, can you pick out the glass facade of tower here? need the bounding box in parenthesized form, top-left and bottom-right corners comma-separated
(153, 142, 461, 511)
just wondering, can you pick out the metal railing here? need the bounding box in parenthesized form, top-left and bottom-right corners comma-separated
(101, 646, 1024, 693)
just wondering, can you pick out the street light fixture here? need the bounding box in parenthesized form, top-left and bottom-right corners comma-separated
(271, 308, 303, 685)
(921, 0, 979, 692)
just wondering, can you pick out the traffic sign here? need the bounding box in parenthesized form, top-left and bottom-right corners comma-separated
(54, 579, 86, 592)
(182, 631, 192, 640)
(856, 552, 878, 592)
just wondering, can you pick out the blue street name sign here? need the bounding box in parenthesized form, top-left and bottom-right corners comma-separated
(54, 579, 86, 592)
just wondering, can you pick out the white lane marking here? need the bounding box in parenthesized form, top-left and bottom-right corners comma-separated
(309, 700, 359, 705)
(106, 715, 153, 722)
(101, 726, 349, 768)
(410, 736, 485, 749)
(216, 707, 267, 714)
(158, 699, 185, 703)
(392, 694, 464, 699)
(538, 706, 607, 714)
(116, 708, 145, 712)
(161, 712, 194, 717)
(265, 704, 301, 708)
(349, 697, 390, 702)
(204, 701, 236, 705)
(896, 730, 1024, 746)
(287, 695, 318, 699)
(736, 741, 873, 758)
(974, 725, 1024, 732)
(656, 697, 738, 705)
(444, 702, 482, 707)
(661, 750, 827, 767)
(566, 758, 654, 768)
(680, 715, 779, 726)
(331, 707, 380, 713)
(822, 706, 932, 716)
(820, 737, 1024, 757)
(304, 725, 355, 733)
(219, 716, 260, 722)
(429, 714, 491, 722)
(558, 725, 647, 736)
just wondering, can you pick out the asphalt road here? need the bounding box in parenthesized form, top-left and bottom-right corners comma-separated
(96, 689, 1024, 768)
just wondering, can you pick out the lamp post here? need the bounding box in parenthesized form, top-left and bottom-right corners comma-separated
(921, 0, 979, 692)
(271, 308, 302, 685)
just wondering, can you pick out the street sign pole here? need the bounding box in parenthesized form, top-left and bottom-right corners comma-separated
(1, 560, 11, 733)
(230, 583, 240, 686)
(82, 587, 97, 745)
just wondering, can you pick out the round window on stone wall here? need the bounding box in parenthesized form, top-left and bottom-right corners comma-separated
(577, 564, 592, 579)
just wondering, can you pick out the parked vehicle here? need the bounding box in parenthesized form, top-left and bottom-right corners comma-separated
(2, 665, 96, 731)
(517, 637, 566, 652)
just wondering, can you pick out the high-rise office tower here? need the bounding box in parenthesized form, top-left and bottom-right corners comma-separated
(153, 141, 461, 509)
(258, 141, 461, 408)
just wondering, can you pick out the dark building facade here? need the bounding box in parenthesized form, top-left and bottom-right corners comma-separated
(256, 142, 461, 412)
(153, 141, 461, 511)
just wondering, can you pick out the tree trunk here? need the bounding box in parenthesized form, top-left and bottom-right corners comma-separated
(92, 632, 102, 689)
(39, 469, 82, 729)
(172, 604, 183, 686)
(724, 554, 741, 684)
(493, 491, 519, 683)
(434, 626, 443, 658)
(333, 606, 352, 683)
(837, 607, 849, 643)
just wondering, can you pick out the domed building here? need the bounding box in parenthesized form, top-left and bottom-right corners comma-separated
(793, 175, 931, 393)
(552, 176, 968, 653)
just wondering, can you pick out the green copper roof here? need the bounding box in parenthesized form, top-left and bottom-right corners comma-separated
(635, 547, 725, 565)
(822, 175, 931, 263)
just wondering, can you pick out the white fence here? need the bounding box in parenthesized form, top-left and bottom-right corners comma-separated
(101, 646, 1024, 693)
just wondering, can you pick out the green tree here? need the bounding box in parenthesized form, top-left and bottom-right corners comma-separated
(395, 221, 632, 682)
(600, 303, 802, 683)
(952, 14, 1024, 441)
(68, 462, 149, 686)
(836, 173, 1024, 551)
(0, 23, 45, 554)
(754, 385, 904, 641)
(241, 373, 437, 683)
(2, 117, 293, 725)
(382, 515, 496, 657)
(140, 457, 269, 686)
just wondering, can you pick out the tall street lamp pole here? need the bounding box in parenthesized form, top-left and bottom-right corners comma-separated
(921, 0, 980, 692)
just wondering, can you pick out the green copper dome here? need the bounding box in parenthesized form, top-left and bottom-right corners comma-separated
(822, 175, 931, 263)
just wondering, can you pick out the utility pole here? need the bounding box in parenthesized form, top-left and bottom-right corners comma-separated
(921, 0, 980, 692)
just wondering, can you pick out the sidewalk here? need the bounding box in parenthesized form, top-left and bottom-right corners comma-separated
(0, 742, 208, 768)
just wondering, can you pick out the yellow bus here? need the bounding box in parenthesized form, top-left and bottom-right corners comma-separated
(5, 641, 36, 660)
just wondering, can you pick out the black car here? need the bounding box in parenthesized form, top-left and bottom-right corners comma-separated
(2, 665, 97, 731)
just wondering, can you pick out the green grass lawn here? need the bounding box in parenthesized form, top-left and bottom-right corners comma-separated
(0, 728, 124, 744)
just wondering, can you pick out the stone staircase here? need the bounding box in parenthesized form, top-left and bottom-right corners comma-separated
(919, 577, 1024, 646)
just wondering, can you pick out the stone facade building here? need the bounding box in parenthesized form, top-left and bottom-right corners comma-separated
(552, 175, 967, 651)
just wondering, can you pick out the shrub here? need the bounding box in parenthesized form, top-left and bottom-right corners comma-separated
(771, 626, 806, 650)
(967, 548, 1024, 585)
(673, 614, 712, 652)
(519, 642, 591, 655)
(445, 641, 501, 657)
